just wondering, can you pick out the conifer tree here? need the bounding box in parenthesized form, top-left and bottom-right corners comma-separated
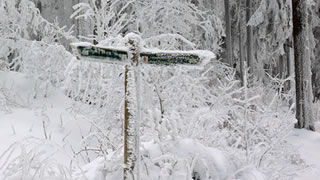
(292, 0, 315, 130)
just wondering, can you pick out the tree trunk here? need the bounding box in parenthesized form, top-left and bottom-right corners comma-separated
(224, 0, 233, 66)
(292, 0, 314, 131)
(285, 39, 292, 91)
(239, 1, 244, 86)
(246, 0, 253, 73)
(93, 0, 101, 45)
(279, 55, 285, 79)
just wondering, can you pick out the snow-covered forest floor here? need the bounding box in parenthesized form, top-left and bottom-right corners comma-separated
(1, 70, 320, 180)
(289, 128, 320, 180)
(1, 0, 320, 179)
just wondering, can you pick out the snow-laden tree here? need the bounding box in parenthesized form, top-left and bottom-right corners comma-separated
(71, 0, 133, 43)
(0, 0, 73, 97)
(0, 0, 73, 43)
(71, 0, 224, 52)
(246, 0, 293, 79)
(137, 0, 224, 51)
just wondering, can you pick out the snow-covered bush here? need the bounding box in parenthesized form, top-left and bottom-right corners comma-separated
(0, 0, 74, 97)
(0, 0, 73, 43)
(0, 38, 73, 98)
(0, 138, 72, 180)
(139, 65, 299, 179)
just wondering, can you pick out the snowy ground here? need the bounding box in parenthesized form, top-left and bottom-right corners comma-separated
(1, 71, 320, 179)
(0, 71, 93, 179)
(290, 128, 320, 180)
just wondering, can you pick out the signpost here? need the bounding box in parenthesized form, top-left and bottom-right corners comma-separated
(71, 34, 210, 180)
(140, 51, 201, 65)
(72, 44, 202, 65)
(72, 43, 128, 64)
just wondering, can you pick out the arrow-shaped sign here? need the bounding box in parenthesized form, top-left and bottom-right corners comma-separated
(71, 42, 129, 64)
(140, 51, 201, 65)
(71, 43, 203, 65)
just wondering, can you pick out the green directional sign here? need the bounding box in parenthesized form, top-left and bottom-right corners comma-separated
(71, 43, 203, 65)
(71, 43, 128, 62)
(140, 52, 201, 65)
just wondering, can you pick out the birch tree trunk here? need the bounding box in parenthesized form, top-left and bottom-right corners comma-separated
(224, 0, 233, 66)
(292, 0, 314, 131)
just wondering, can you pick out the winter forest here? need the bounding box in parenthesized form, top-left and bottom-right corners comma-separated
(0, 0, 320, 179)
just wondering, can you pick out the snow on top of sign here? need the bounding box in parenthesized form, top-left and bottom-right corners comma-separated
(71, 42, 129, 52)
(70, 42, 92, 47)
(94, 45, 128, 52)
(191, 50, 216, 65)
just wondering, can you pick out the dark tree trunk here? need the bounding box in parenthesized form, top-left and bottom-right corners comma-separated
(246, 0, 253, 73)
(224, 0, 233, 66)
(93, 0, 101, 45)
(292, 0, 314, 131)
(239, 1, 245, 86)
(285, 39, 292, 91)
(279, 55, 285, 79)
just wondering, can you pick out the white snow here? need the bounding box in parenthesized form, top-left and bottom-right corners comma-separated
(1, 70, 320, 180)
(288, 129, 320, 180)
(0, 71, 92, 179)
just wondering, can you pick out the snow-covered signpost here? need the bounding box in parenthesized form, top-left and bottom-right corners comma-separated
(71, 34, 211, 180)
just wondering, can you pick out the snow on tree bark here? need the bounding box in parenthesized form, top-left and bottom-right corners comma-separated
(292, 0, 315, 130)
(124, 34, 142, 180)
(124, 64, 138, 180)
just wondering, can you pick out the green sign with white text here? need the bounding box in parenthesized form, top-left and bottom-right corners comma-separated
(72, 43, 202, 65)
(140, 52, 201, 65)
(72, 44, 128, 62)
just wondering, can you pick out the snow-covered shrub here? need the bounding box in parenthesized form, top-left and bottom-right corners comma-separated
(64, 60, 124, 108)
(72, 137, 232, 180)
(0, 0, 74, 97)
(138, 65, 299, 179)
(0, 138, 72, 180)
(0, 38, 73, 98)
(0, 0, 73, 42)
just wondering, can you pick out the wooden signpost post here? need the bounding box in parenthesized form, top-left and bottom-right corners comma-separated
(71, 34, 210, 180)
